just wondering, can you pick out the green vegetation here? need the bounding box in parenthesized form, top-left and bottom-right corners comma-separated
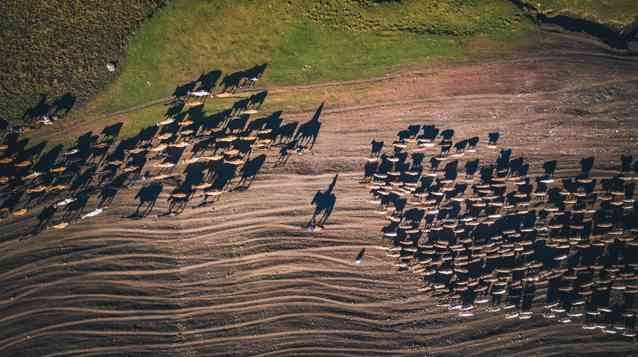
(521, 0, 638, 29)
(270, 22, 467, 84)
(5, 0, 638, 130)
(306, 0, 522, 35)
(4, 0, 534, 125)
(86, 0, 532, 116)
(0, 0, 166, 123)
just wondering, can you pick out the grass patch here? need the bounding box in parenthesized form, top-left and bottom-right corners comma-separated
(270, 22, 463, 84)
(522, 0, 638, 28)
(21, 0, 538, 146)
(86, 0, 293, 115)
(0, 0, 166, 123)
(6, 0, 635, 129)
(84, 0, 532, 117)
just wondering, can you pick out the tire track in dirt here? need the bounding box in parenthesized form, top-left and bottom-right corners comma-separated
(2, 38, 638, 356)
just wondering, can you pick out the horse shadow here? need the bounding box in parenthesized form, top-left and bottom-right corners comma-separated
(51, 93, 76, 116)
(70, 166, 96, 192)
(226, 114, 250, 134)
(32, 144, 64, 173)
(34, 205, 57, 233)
(163, 146, 187, 166)
(211, 162, 237, 190)
(98, 173, 129, 207)
(186, 104, 206, 123)
(229, 98, 249, 116)
(294, 102, 324, 150)
(488, 132, 500, 146)
(249, 90, 268, 108)
(22, 93, 77, 123)
(184, 162, 207, 186)
(192, 137, 216, 157)
(63, 190, 91, 220)
(221, 70, 246, 93)
(242, 63, 268, 88)
(101, 122, 123, 141)
(165, 99, 186, 118)
(126, 153, 148, 180)
(419, 125, 439, 142)
(198, 69, 222, 92)
(1, 190, 25, 214)
(173, 79, 198, 99)
(247, 111, 282, 133)
(274, 121, 298, 144)
(440, 128, 454, 143)
(621, 155, 634, 173)
(132, 182, 164, 218)
(16, 141, 46, 165)
(201, 109, 232, 133)
(132, 125, 160, 148)
(22, 94, 51, 122)
(464, 159, 480, 179)
(2, 134, 30, 158)
(236, 154, 266, 190)
(0, 116, 8, 132)
(166, 181, 194, 216)
(308, 174, 338, 228)
(580, 157, 595, 177)
(275, 140, 298, 167)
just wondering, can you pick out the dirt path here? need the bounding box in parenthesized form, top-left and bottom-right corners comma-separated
(1, 32, 638, 356)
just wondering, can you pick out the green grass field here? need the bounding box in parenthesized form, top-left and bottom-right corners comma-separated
(83, 0, 532, 116)
(5, 0, 638, 129)
(4, 0, 534, 125)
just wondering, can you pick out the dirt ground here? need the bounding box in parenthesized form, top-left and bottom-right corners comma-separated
(1, 32, 638, 356)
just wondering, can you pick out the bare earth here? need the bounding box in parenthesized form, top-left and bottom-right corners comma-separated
(1, 32, 638, 356)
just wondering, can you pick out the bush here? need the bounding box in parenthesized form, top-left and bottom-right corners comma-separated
(0, 0, 166, 123)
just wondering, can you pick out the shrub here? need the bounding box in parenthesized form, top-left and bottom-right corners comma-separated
(0, 0, 166, 123)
